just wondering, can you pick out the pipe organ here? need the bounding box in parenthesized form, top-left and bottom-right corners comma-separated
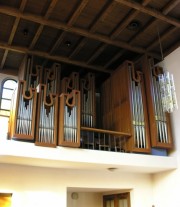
(9, 80, 37, 140)
(61, 72, 79, 93)
(58, 90, 81, 147)
(80, 73, 96, 128)
(141, 55, 173, 149)
(101, 61, 150, 153)
(8, 55, 173, 153)
(35, 84, 58, 147)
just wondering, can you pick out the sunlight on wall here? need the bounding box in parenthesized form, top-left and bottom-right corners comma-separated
(11, 191, 65, 207)
(0, 116, 9, 140)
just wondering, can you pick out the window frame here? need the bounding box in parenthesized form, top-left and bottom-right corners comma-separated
(103, 192, 131, 207)
(0, 78, 17, 117)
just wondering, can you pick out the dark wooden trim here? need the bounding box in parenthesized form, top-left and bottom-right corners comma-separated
(115, 0, 180, 27)
(0, 0, 27, 69)
(29, 0, 59, 49)
(110, 0, 151, 39)
(87, 44, 107, 64)
(147, 26, 179, 51)
(128, 0, 179, 44)
(69, 38, 87, 58)
(0, 42, 111, 73)
(0, 5, 147, 54)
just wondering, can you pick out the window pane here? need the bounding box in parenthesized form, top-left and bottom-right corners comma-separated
(3, 80, 17, 89)
(118, 198, 128, 207)
(2, 88, 14, 99)
(1, 99, 11, 110)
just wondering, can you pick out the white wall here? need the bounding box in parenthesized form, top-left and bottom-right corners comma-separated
(0, 163, 153, 207)
(153, 47, 180, 207)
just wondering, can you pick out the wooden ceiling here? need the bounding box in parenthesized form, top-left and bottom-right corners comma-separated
(0, 0, 179, 78)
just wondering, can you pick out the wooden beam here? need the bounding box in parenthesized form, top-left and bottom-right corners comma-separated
(87, 44, 107, 64)
(0, 0, 27, 70)
(162, 0, 180, 14)
(29, 0, 59, 49)
(67, 0, 89, 26)
(49, 0, 89, 54)
(164, 40, 180, 56)
(0, 5, 147, 54)
(0, 42, 111, 74)
(69, 38, 87, 58)
(114, 0, 180, 27)
(146, 27, 179, 51)
(89, 1, 116, 33)
(128, 0, 180, 44)
(110, 0, 151, 39)
(104, 49, 125, 68)
(69, 1, 116, 61)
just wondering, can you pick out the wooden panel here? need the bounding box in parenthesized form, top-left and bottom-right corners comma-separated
(35, 84, 58, 147)
(43, 63, 61, 95)
(18, 55, 43, 89)
(141, 55, 173, 149)
(80, 73, 96, 127)
(101, 61, 151, 153)
(58, 90, 81, 147)
(61, 72, 79, 93)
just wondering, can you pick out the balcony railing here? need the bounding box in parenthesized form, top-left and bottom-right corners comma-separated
(80, 127, 131, 152)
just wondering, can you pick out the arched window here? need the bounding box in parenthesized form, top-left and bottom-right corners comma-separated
(0, 79, 17, 117)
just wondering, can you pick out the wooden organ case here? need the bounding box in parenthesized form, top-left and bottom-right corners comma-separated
(8, 54, 173, 153)
(101, 61, 151, 153)
(58, 90, 81, 147)
(140, 55, 173, 149)
(9, 55, 39, 140)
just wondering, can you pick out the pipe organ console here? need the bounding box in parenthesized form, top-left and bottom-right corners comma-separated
(8, 55, 173, 153)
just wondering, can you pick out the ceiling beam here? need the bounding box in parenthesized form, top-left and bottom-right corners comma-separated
(0, 0, 27, 70)
(104, 49, 125, 68)
(29, 0, 59, 49)
(69, 1, 116, 62)
(69, 38, 87, 58)
(146, 27, 179, 51)
(164, 40, 180, 56)
(89, 1, 116, 33)
(110, 0, 152, 39)
(0, 42, 111, 74)
(49, 0, 89, 54)
(114, 0, 180, 27)
(0, 5, 147, 54)
(87, 44, 107, 64)
(128, 0, 179, 44)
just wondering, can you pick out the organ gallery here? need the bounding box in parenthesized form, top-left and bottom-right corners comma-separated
(8, 54, 173, 154)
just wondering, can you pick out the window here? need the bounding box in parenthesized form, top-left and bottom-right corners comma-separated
(0, 79, 17, 117)
(0, 193, 12, 207)
(103, 192, 131, 207)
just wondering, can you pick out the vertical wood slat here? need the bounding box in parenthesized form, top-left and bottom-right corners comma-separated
(101, 61, 150, 153)
(80, 73, 96, 128)
(35, 84, 58, 147)
(61, 72, 79, 93)
(58, 90, 81, 147)
(43, 63, 61, 95)
(18, 55, 43, 89)
(8, 80, 37, 140)
(141, 55, 173, 149)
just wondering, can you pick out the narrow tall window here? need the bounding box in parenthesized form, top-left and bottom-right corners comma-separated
(0, 79, 17, 117)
